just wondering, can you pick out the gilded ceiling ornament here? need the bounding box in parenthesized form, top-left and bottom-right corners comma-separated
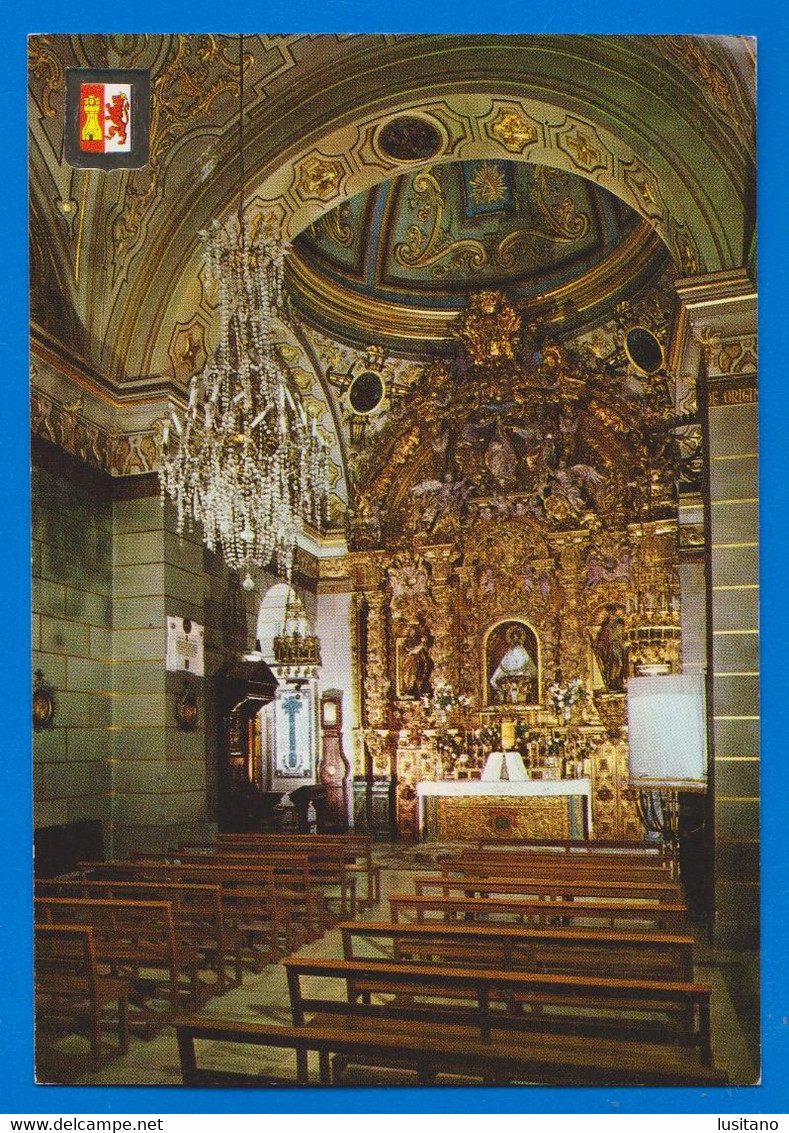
(168, 318, 208, 385)
(317, 201, 355, 248)
(28, 36, 64, 118)
(667, 37, 742, 131)
(488, 107, 539, 153)
(469, 161, 508, 206)
(622, 159, 663, 220)
(112, 35, 248, 265)
(297, 155, 344, 202)
(394, 169, 488, 275)
(394, 165, 590, 281)
(558, 123, 608, 174)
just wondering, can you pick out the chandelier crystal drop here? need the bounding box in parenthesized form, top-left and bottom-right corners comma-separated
(158, 217, 329, 584)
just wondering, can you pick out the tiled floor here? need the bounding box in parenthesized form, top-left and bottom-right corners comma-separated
(35, 850, 759, 1090)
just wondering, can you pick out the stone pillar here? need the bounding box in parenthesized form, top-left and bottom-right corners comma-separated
(111, 488, 208, 855)
(674, 270, 758, 947)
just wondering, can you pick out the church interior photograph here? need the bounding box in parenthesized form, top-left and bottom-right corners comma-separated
(28, 33, 758, 1088)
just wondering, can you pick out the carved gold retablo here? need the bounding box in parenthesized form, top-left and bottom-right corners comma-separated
(453, 289, 521, 365)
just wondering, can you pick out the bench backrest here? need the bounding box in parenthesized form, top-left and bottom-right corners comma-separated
(413, 873, 684, 903)
(35, 922, 98, 1001)
(35, 896, 178, 957)
(282, 954, 711, 1048)
(340, 918, 694, 979)
(36, 878, 225, 931)
(441, 855, 670, 881)
(385, 892, 687, 930)
(78, 859, 276, 890)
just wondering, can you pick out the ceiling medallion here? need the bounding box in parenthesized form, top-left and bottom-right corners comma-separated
(349, 370, 385, 415)
(624, 326, 665, 375)
(378, 115, 443, 161)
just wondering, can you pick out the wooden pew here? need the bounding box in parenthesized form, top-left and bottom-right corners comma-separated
(77, 860, 290, 968)
(439, 853, 671, 883)
(342, 917, 695, 981)
(386, 891, 688, 932)
(174, 1012, 727, 1087)
(282, 956, 722, 1081)
(35, 896, 205, 1019)
(473, 838, 675, 876)
(216, 833, 381, 906)
(413, 873, 685, 905)
(35, 924, 130, 1071)
(173, 847, 357, 919)
(136, 851, 326, 942)
(36, 878, 243, 995)
(475, 837, 670, 857)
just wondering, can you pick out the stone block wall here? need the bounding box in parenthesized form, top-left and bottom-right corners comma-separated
(32, 459, 113, 834)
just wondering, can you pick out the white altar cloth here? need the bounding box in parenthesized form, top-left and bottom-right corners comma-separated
(416, 777, 593, 837)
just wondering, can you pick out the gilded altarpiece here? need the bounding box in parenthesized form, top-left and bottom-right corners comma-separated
(347, 291, 683, 841)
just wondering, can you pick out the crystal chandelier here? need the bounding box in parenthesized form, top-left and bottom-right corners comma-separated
(158, 35, 327, 588)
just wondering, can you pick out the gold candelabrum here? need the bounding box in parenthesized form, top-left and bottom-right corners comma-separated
(624, 588, 681, 675)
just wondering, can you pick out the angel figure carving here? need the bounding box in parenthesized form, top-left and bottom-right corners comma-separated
(542, 460, 604, 521)
(410, 474, 473, 534)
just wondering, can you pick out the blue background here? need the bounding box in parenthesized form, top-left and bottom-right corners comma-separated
(3, 1, 785, 1115)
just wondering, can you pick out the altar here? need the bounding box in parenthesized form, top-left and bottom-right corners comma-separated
(416, 778, 592, 842)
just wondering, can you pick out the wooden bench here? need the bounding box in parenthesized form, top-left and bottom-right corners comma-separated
(35, 923, 130, 1071)
(440, 853, 672, 883)
(174, 847, 357, 919)
(340, 917, 695, 981)
(36, 878, 243, 995)
(35, 896, 205, 1020)
(414, 873, 685, 905)
(137, 851, 326, 942)
(173, 1012, 727, 1087)
(475, 837, 671, 857)
(217, 833, 381, 906)
(282, 956, 722, 1080)
(78, 860, 292, 966)
(386, 892, 687, 932)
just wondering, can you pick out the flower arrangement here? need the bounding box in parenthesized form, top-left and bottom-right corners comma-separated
(548, 677, 589, 720)
(473, 723, 501, 750)
(435, 727, 470, 774)
(423, 681, 472, 724)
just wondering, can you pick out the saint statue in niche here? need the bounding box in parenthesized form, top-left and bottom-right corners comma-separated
(397, 615, 435, 699)
(486, 621, 539, 705)
(593, 603, 627, 692)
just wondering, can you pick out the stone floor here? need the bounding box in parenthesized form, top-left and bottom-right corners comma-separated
(35, 849, 760, 1090)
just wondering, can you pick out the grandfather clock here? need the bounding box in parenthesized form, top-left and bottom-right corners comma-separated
(318, 690, 351, 831)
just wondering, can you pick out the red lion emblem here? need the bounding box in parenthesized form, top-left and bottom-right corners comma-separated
(105, 93, 129, 145)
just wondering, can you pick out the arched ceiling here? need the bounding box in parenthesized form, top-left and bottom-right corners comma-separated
(28, 34, 755, 392)
(289, 158, 668, 349)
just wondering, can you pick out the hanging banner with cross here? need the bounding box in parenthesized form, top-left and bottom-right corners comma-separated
(64, 68, 151, 170)
(275, 688, 314, 778)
